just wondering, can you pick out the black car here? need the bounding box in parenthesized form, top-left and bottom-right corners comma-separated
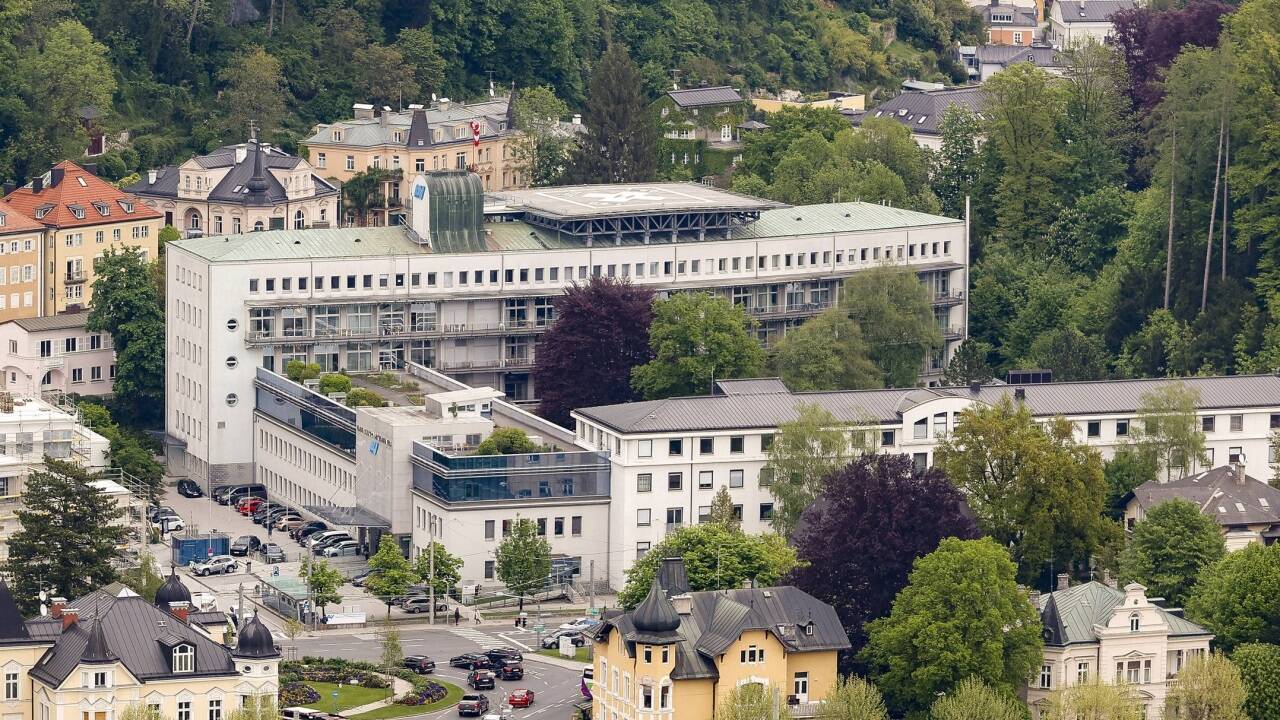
(449, 653, 491, 670)
(484, 647, 523, 663)
(211, 486, 235, 504)
(292, 521, 327, 541)
(176, 479, 203, 498)
(260, 542, 286, 563)
(495, 660, 523, 681)
(402, 655, 435, 674)
(456, 694, 489, 717)
(352, 569, 376, 587)
(256, 505, 291, 526)
(229, 535, 261, 557)
(541, 630, 587, 649)
(466, 670, 495, 690)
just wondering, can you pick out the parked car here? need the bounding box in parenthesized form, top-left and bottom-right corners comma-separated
(457, 694, 489, 717)
(323, 540, 361, 557)
(176, 478, 203, 498)
(191, 555, 238, 577)
(401, 596, 448, 614)
(292, 521, 327, 541)
(308, 530, 349, 549)
(212, 485, 236, 504)
(153, 511, 185, 531)
(495, 661, 523, 681)
(311, 534, 352, 555)
(402, 655, 435, 674)
(147, 505, 175, 523)
(260, 543, 286, 563)
(352, 569, 376, 587)
(559, 617, 597, 632)
(274, 514, 304, 530)
(230, 535, 262, 557)
(449, 653, 491, 670)
(467, 671, 495, 690)
(255, 505, 291, 525)
(238, 497, 265, 515)
(507, 689, 534, 709)
(224, 483, 267, 506)
(484, 647, 523, 664)
(540, 629, 586, 649)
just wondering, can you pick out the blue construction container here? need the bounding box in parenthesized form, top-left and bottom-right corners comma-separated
(170, 533, 231, 567)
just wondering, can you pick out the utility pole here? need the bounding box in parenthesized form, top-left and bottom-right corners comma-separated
(588, 560, 596, 613)
(1164, 126, 1176, 310)
(428, 517, 436, 626)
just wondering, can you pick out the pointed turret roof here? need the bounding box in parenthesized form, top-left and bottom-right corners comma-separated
(81, 621, 117, 663)
(245, 138, 269, 196)
(506, 83, 518, 130)
(630, 578, 681, 644)
(232, 612, 279, 659)
(155, 568, 191, 611)
(0, 580, 31, 644)
(407, 107, 431, 149)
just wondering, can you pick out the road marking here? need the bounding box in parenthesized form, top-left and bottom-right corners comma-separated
(352, 633, 379, 641)
(450, 628, 495, 644)
(496, 633, 532, 651)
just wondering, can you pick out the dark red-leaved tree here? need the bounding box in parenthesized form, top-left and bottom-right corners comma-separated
(1112, 0, 1233, 115)
(789, 453, 979, 673)
(533, 277, 654, 427)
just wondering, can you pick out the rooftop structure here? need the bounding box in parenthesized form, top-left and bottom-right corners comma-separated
(3, 162, 160, 230)
(1124, 465, 1280, 549)
(849, 86, 986, 149)
(666, 86, 745, 109)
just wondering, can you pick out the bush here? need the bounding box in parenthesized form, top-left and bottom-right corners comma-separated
(396, 683, 447, 706)
(281, 660, 390, 688)
(280, 682, 321, 706)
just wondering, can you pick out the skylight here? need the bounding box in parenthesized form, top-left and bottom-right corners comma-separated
(1236, 502, 1247, 512)
(76, 176, 87, 187)
(1260, 498, 1270, 508)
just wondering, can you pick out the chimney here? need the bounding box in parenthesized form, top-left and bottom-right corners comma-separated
(31, 177, 43, 193)
(408, 103, 424, 110)
(1101, 569, 1117, 589)
(49, 597, 67, 618)
(572, 114, 582, 125)
(169, 600, 190, 624)
(147, 169, 157, 185)
(1014, 387, 1026, 401)
(969, 381, 981, 394)
(49, 167, 65, 188)
(1056, 573, 1070, 591)
(1029, 590, 1041, 608)
(353, 103, 375, 120)
(671, 594, 693, 615)
(62, 608, 79, 630)
(1235, 462, 1247, 485)
(83, 163, 98, 176)
(440, 98, 451, 112)
(234, 145, 247, 164)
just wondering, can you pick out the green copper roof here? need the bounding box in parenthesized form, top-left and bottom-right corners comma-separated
(171, 226, 426, 262)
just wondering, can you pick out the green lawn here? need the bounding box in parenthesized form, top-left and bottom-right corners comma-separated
(305, 682, 393, 712)
(538, 646, 592, 662)
(350, 680, 465, 720)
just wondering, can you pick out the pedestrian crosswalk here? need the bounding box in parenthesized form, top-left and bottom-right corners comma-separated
(450, 627, 495, 644)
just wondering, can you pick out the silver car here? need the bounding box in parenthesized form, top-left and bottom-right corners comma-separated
(322, 539, 361, 557)
(191, 555, 238, 576)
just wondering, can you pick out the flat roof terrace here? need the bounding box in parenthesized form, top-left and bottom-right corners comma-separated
(488, 183, 783, 220)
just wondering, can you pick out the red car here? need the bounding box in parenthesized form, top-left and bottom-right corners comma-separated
(508, 689, 534, 709)
(237, 497, 265, 515)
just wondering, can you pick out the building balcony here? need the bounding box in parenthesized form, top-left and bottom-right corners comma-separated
(435, 356, 535, 372)
(941, 325, 966, 340)
(932, 290, 965, 307)
(244, 320, 549, 346)
(64, 270, 87, 284)
(743, 301, 834, 320)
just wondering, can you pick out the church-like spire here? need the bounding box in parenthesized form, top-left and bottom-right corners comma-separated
(0, 580, 29, 642)
(81, 621, 116, 664)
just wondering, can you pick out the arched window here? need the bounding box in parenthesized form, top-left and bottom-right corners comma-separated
(294, 210, 305, 230)
(1129, 613, 1140, 632)
(40, 371, 51, 386)
(252, 220, 264, 232)
(172, 645, 194, 673)
(319, 207, 328, 223)
(187, 211, 201, 231)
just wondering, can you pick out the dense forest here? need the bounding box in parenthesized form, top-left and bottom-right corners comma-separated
(0, 0, 981, 187)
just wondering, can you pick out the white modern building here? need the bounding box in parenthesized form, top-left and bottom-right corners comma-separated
(0, 313, 116, 396)
(164, 175, 969, 488)
(571, 374, 1280, 589)
(1028, 580, 1211, 720)
(0, 394, 110, 559)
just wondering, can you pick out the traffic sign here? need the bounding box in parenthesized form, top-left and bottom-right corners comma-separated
(533, 624, 545, 632)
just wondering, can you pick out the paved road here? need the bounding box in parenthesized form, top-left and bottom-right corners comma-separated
(294, 625, 588, 720)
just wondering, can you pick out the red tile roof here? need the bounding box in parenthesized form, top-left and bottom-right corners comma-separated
(0, 199, 44, 236)
(2, 161, 161, 230)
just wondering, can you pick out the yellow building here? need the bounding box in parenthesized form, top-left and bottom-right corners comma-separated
(0, 200, 45, 323)
(1, 162, 162, 316)
(591, 559, 848, 720)
(0, 573, 278, 720)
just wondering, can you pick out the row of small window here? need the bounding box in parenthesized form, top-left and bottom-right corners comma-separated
(62, 225, 144, 246)
(175, 264, 204, 291)
(599, 659, 673, 711)
(317, 149, 481, 172)
(1079, 413, 1280, 439)
(259, 429, 356, 492)
(482, 515, 584, 540)
(0, 239, 34, 253)
(0, 264, 35, 285)
(632, 434, 769, 458)
(637, 469, 751, 491)
(635, 504, 773, 528)
(68, 366, 110, 384)
(0, 292, 34, 310)
(36, 334, 105, 357)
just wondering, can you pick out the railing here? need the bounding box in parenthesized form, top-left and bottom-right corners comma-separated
(941, 325, 966, 339)
(436, 357, 536, 372)
(932, 290, 965, 304)
(790, 702, 823, 718)
(65, 270, 87, 283)
(244, 319, 549, 345)
(743, 301, 834, 319)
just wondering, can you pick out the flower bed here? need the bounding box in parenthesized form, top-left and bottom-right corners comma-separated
(280, 682, 321, 706)
(395, 683, 447, 706)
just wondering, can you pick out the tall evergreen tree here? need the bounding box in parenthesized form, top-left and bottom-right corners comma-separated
(567, 44, 658, 183)
(5, 459, 128, 614)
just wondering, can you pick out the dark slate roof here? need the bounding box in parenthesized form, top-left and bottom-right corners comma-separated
(81, 621, 117, 663)
(576, 375, 1280, 434)
(977, 44, 1063, 69)
(1127, 466, 1280, 528)
(983, 3, 1039, 25)
(155, 570, 192, 611)
(667, 86, 744, 109)
(189, 611, 231, 629)
(26, 587, 238, 686)
(1036, 582, 1210, 646)
(232, 613, 280, 659)
(407, 109, 432, 149)
(125, 142, 338, 206)
(1055, 0, 1135, 22)
(595, 582, 848, 681)
(656, 558, 690, 595)
(0, 582, 35, 645)
(631, 580, 681, 642)
(853, 86, 986, 136)
(8, 313, 90, 333)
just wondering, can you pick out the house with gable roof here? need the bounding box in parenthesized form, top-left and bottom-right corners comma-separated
(1123, 464, 1280, 549)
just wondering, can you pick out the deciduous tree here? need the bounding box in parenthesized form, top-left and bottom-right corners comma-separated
(1118, 499, 1224, 607)
(301, 558, 344, 617)
(619, 524, 796, 608)
(862, 538, 1043, 716)
(928, 677, 1024, 720)
(5, 459, 129, 614)
(841, 265, 942, 388)
(1166, 652, 1248, 720)
(790, 454, 978, 668)
(1186, 543, 1280, 651)
(770, 310, 881, 392)
(816, 676, 889, 720)
(932, 106, 984, 219)
(1041, 681, 1143, 720)
(509, 85, 572, 187)
(1232, 643, 1280, 720)
(631, 292, 764, 400)
(217, 46, 285, 139)
(364, 537, 418, 618)
(1131, 381, 1208, 480)
(716, 682, 775, 720)
(412, 541, 463, 595)
(88, 248, 165, 427)
(534, 278, 653, 427)
(764, 404, 858, 539)
(495, 517, 551, 609)
(475, 428, 540, 455)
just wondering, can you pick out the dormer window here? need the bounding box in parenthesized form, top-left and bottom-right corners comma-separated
(455, 126, 467, 140)
(331, 129, 344, 142)
(117, 200, 134, 213)
(93, 202, 109, 216)
(69, 205, 85, 219)
(0, 213, 6, 227)
(1129, 613, 1140, 632)
(172, 644, 194, 673)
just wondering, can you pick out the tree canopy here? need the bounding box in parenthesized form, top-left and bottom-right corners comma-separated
(1165, 652, 1248, 720)
(1232, 643, 1280, 720)
(763, 403, 858, 539)
(1186, 543, 1280, 651)
(1118, 499, 1225, 607)
(494, 517, 552, 604)
(631, 292, 765, 400)
(840, 265, 942, 388)
(88, 248, 165, 427)
(474, 428, 541, 455)
(769, 309, 881, 392)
